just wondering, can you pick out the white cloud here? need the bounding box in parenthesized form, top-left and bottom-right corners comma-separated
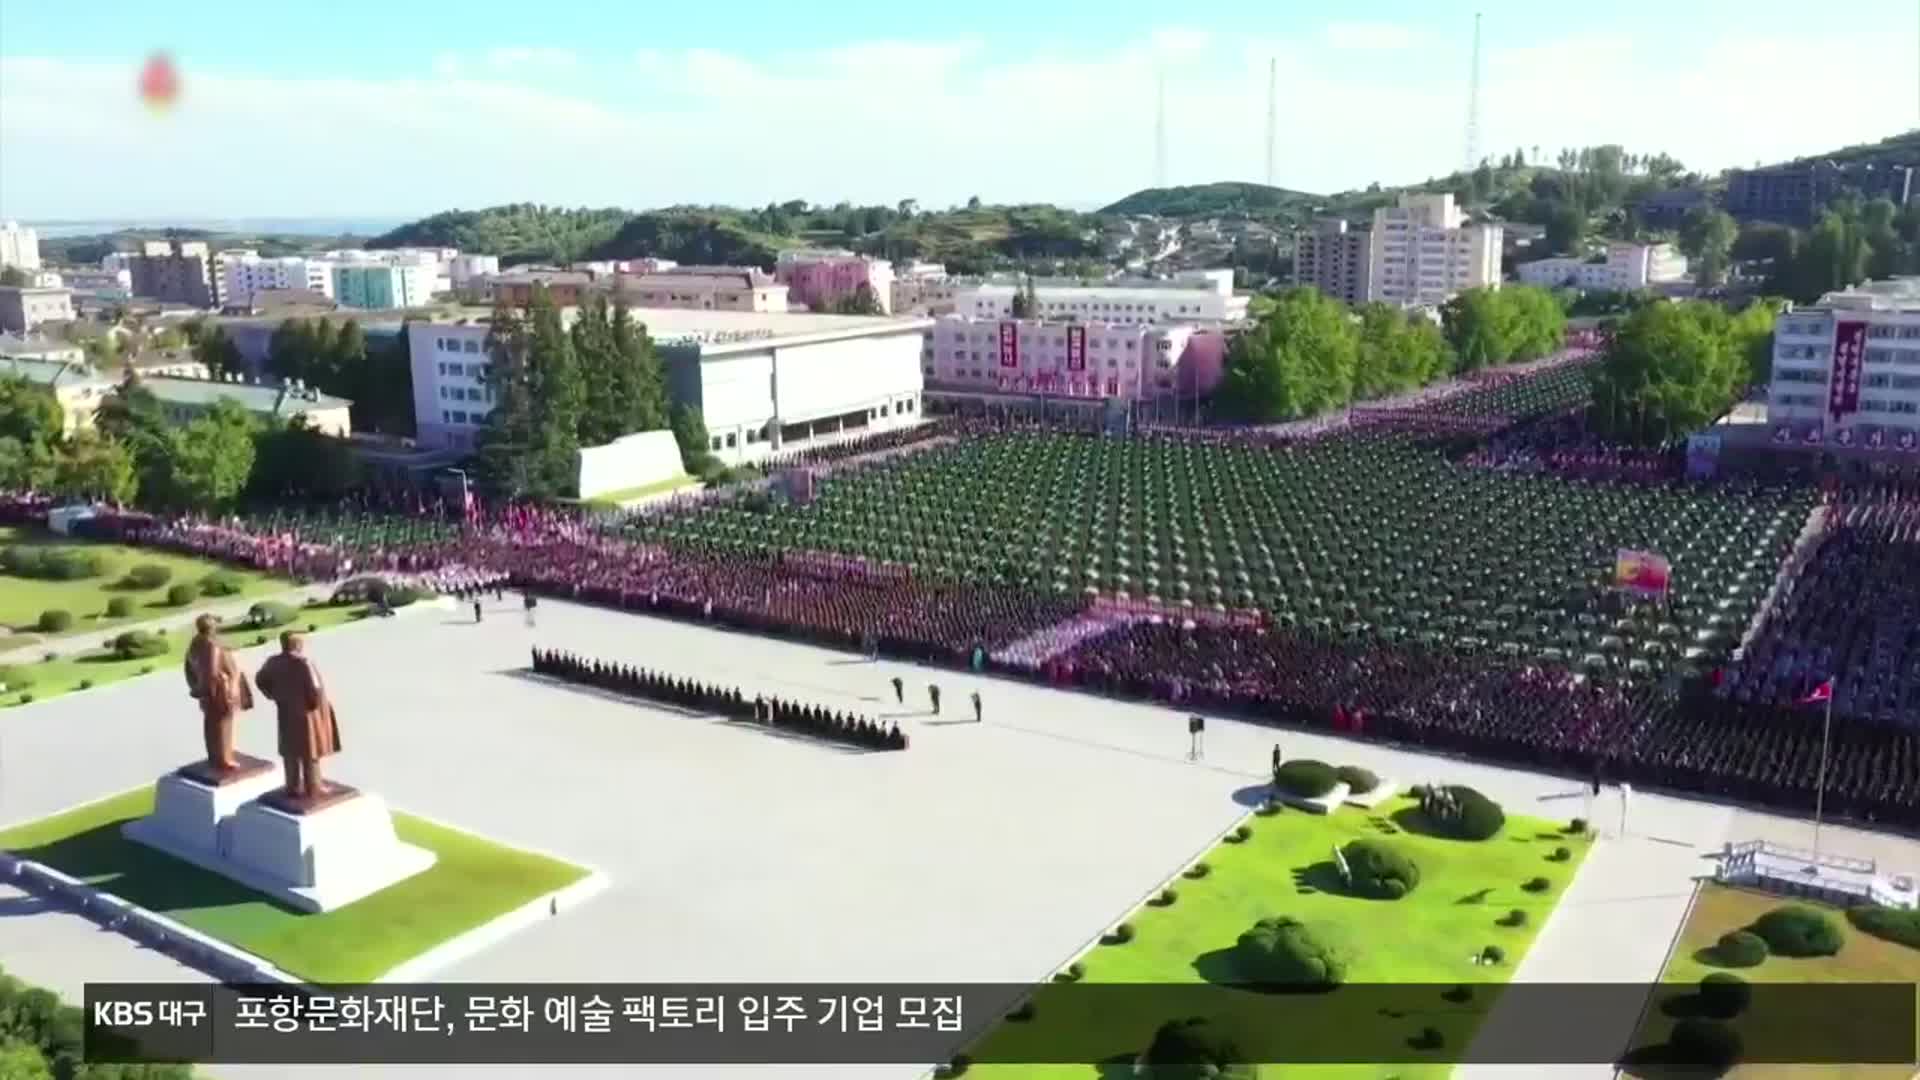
(1, 26, 1912, 219)
(484, 46, 575, 71)
(1322, 22, 1422, 51)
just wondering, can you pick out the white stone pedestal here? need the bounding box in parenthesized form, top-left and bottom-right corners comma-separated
(125, 780, 435, 914)
(123, 762, 282, 863)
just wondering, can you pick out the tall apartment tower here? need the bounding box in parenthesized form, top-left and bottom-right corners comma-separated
(1292, 219, 1372, 306)
(1366, 193, 1502, 308)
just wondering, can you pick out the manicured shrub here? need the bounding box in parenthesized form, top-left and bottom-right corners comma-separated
(1054, 962, 1084, 983)
(936, 1052, 971, 1077)
(1234, 916, 1345, 988)
(138, 665, 154, 675)
(165, 583, 198, 606)
(1697, 973, 1751, 1020)
(1340, 839, 1420, 899)
(122, 564, 172, 589)
(1419, 784, 1506, 841)
(1143, 1017, 1245, 1073)
(35, 549, 111, 580)
(36, 609, 74, 633)
(1335, 765, 1380, 795)
(254, 634, 268, 646)
(386, 584, 424, 608)
(1548, 846, 1572, 862)
(1183, 862, 1211, 879)
(0, 665, 35, 690)
(1480, 945, 1505, 965)
(1668, 1018, 1743, 1071)
(1005, 1001, 1035, 1022)
(1411, 1026, 1445, 1051)
(1847, 906, 1920, 951)
(1749, 905, 1843, 958)
(1255, 802, 1282, 817)
(1522, 876, 1551, 893)
(1105, 921, 1135, 945)
(1273, 759, 1339, 799)
(76, 679, 93, 691)
(0, 545, 38, 575)
(198, 572, 244, 597)
(1228, 824, 1253, 842)
(248, 601, 296, 629)
(306, 623, 318, 633)
(16, 692, 32, 704)
(110, 630, 168, 661)
(1150, 887, 1179, 907)
(105, 596, 134, 618)
(1568, 818, 1588, 835)
(1711, 930, 1767, 968)
(1442, 984, 1475, 1004)
(1498, 908, 1528, 928)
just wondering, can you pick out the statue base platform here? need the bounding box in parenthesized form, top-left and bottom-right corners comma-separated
(124, 779, 435, 914)
(121, 756, 283, 863)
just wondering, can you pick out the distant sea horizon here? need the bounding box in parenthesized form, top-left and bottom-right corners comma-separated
(22, 217, 408, 239)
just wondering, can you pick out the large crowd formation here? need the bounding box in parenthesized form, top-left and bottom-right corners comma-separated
(6, 349, 1919, 827)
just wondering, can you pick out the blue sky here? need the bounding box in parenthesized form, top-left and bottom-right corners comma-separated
(1, 0, 1914, 221)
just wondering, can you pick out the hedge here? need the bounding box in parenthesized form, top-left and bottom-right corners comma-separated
(386, 584, 425, 607)
(1711, 930, 1767, 968)
(122, 564, 173, 589)
(110, 630, 169, 661)
(1143, 1017, 1246, 1073)
(165, 583, 199, 607)
(1340, 840, 1420, 899)
(248, 602, 297, 629)
(105, 596, 134, 618)
(1273, 759, 1340, 799)
(1697, 973, 1751, 1020)
(3, 546, 112, 581)
(36, 609, 74, 633)
(199, 572, 245, 598)
(1668, 1018, 1743, 1071)
(1846, 906, 1920, 951)
(1234, 916, 1345, 988)
(1418, 784, 1506, 841)
(1749, 905, 1843, 958)
(1335, 765, 1380, 795)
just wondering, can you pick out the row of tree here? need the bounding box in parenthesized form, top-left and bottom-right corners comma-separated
(0, 377, 358, 510)
(1586, 298, 1779, 447)
(470, 288, 679, 500)
(1439, 286, 1569, 372)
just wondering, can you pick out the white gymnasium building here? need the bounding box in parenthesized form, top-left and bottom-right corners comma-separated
(1516, 242, 1690, 292)
(1768, 277, 1920, 452)
(406, 308, 929, 461)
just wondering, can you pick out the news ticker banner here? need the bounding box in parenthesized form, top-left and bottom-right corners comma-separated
(85, 982, 1917, 1066)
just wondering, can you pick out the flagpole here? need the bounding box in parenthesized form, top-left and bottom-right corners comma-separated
(1812, 690, 1833, 865)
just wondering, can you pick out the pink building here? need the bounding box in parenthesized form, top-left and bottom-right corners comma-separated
(922, 317, 1224, 402)
(776, 249, 895, 314)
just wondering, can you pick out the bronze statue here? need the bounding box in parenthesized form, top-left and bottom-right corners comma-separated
(254, 631, 343, 803)
(183, 613, 253, 772)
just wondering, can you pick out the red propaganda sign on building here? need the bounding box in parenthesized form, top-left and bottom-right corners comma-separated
(1066, 324, 1087, 372)
(1900, 429, 1919, 453)
(998, 322, 1019, 368)
(1828, 320, 1867, 420)
(1106, 376, 1119, 397)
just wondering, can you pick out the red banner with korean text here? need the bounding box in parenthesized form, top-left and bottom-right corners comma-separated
(1614, 549, 1671, 597)
(1066, 324, 1086, 372)
(1828, 320, 1866, 420)
(999, 322, 1018, 368)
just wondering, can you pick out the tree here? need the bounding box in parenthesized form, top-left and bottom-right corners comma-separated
(248, 417, 360, 501)
(267, 318, 315, 382)
(1441, 288, 1517, 372)
(1504, 285, 1568, 361)
(0, 375, 64, 450)
(570, 296, 630, 445)
(0, 266, 29, 287)
(52, 431, 137, 504)
(966, 195, 982, 210)
(1681, 209, 1738, 287)
(1352, 304, 1451, 400)
(1587, 301, 1746, 446)
(1544, 202, 1586, 255)
(472, 287, 582, 498)
(611, 300, 669, 433)
(831, 282, 883, 316)
(345, 324, 415, 436)
(1215, 287, 1357, 422)
(1010, 273, 1040, 319)
(158, 399, 257, 509)
(669, 402, 717, 476)
(193, 325, 246, 380)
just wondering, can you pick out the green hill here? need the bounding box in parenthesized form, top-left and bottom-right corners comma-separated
(1783, 128, 1920, 168)
(365, 205, 632, 266)
(1100, 182, 1323, 219)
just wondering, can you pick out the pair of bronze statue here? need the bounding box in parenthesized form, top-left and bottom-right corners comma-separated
(183, 614, 342, 805)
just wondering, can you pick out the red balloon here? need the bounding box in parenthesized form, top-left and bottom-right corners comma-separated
(139, 52, 180, 108)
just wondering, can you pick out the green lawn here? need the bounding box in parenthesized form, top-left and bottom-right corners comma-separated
(1624, 882, 1920, 1080)
(0, 525, 283, 643)
(0, 787, 592, 984)
(0, 601, 373, 710)
(969, 795, 1594, 1080)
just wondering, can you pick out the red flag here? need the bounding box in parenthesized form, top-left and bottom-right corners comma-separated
(1798, 679, 1833, 706)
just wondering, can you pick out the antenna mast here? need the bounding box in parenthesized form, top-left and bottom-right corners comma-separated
(1464, 12, 1483, 173)
(1155, 69, 1169, 189)
(1265, 58, 1277, 186)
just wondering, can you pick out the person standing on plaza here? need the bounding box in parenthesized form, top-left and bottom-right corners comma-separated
(971, 690, 982, 724)
(928, 683, 941, 716)
(523, 592, 538, 628)
(473, 598, 483, 624)
(891, 676, 904, 704)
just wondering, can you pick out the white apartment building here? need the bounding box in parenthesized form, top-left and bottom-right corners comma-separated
(952, 271, 1247, 325)
(1516, 242, 1690, 292)
(0, 286, 76, 334)
(0, 221, 42, 270)
(448, 254, 499, 288)
(408, 320, 504, 451)
(613, 269, 788, 312)
(1367, 193, 1502, 309)
(890, 261, 957, 315)
(1768, 277, 1920, 450)
(219, 252, 337, 305)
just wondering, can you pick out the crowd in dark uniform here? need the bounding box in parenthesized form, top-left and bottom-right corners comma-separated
(530, 647, 907, 751)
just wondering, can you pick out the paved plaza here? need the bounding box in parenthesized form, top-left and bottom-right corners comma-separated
(1, 594, 1915, 1080)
